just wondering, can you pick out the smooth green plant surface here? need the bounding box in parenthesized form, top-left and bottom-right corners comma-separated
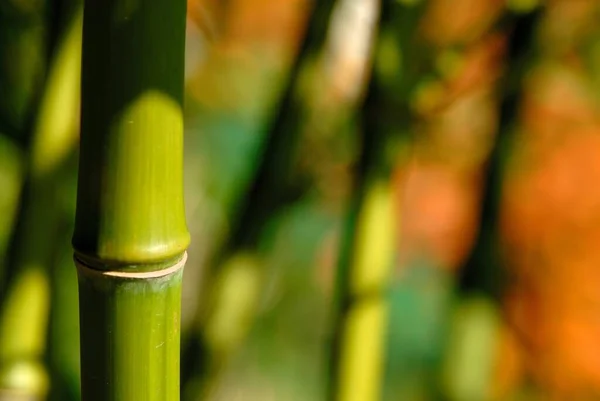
(73, 0, 189, 400)
(73, 0, 189, 271)
(77, 259, 184, 401)
(335, 179, 396, 401)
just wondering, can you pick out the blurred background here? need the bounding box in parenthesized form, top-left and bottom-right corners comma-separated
(2, 0, 600, 400)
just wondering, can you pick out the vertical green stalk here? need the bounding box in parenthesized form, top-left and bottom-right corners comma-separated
(0, 10, 82, 400)
(447, 8, 542, 401)
(73, 0, 189, 399)
(0, 0, 48, 289)
(329, 1, 426, 400)
(333, 179, 397, 401)
(76, 257, 186, 401)
(0, 137, 23, 287)
(0, 0, 47, 141)
(458, 8, 543, 299)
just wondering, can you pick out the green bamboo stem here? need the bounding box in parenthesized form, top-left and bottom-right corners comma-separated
(0, 0, 48, 289)
(48, 217, 82, 401)
(73, 0, 189, 270)
(73, 0, 189, 399)
(0, 136, 24, 288)
(76, 256, 186, 401)
(329, 1, 426, 399)
(0, 10, 82, 400)
(333, 178, 396, 401)
(0, 0, 47, 140)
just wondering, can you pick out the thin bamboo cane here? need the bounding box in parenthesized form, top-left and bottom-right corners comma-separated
(73, 0, 189, 399)
(329, 1, 426, 400)
(0, 0, 47, 141)
(333, 179, 397, 401)
(0, 137, 23, 288)
(0, 10, 82, 400)
(448, 9, 542, 401)
(0, 0, 48, 290)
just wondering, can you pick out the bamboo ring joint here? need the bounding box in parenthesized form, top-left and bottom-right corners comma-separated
(74, 252, 187, 279)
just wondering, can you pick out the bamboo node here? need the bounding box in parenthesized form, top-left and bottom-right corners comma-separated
(74, 252, 187, 279)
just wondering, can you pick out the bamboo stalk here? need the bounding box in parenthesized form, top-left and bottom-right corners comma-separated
(0, 137, 23, 288)
(329, 1, 426, 400)
(448, 9, 543, 401)
(333, 179, 397, 401)
(0, 0, 47, 141)
(0, 10, 82, 400)
(458, 8, 543, 298)
(73, 0, 189, 399)
(75, 256, 186, 401)
(0, 0, 48, 290)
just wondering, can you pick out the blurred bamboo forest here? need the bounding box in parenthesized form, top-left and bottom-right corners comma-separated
(2, 0, 600, 400)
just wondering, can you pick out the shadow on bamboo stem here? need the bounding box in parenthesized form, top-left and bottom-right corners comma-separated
(73, 0, 189, 399)
(47, 156, 82, 401)
(48, 227, 82, 401)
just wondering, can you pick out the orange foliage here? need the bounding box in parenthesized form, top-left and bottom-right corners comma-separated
(501, 56, 600, 396)
(186, 0, 311, 112)
(187, 0, 222, 39)
(395, 34, 504, 272)
(187, 0, 308, 48)
(420, 0, 504, 46)
(397, 162, 482, 271)
(219, 0, 308, 53)
(491, 323, 525, 400)
(443, 34, 505, 112)
(538, 0, 599, 57)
